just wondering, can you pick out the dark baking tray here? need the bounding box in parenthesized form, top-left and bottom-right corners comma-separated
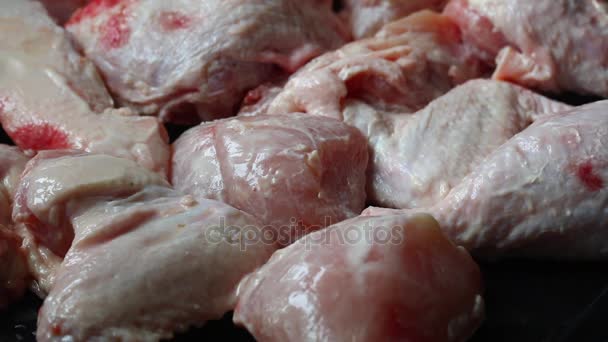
(2, 96, 608, 341)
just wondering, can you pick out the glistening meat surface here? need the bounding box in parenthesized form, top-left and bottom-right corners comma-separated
(234, 213, 484, 341)
(172, 113, 368, 243)
(444, 0, 608, 97)
(0, 0, 170, 175)
(366, 101, 608, 259)
(67, 0, 350, 123)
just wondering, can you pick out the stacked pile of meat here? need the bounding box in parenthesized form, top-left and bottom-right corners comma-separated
(0, 0, 607, 341)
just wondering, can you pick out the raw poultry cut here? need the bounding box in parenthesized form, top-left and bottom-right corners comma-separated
(37, 187, 277, 341)
(38, 0, 88, 24)
(0, 145, 29, 311)
(13, 151, 168, 295)
(0, 0, 170, 175)
(346, 79, 570, 209)
(250, 10, 488, 120)
(341, 0, 447, 38)
(66, 0, 350, 123)
(444, 0, 608, 97)
(12, 152, 277, 341)
(365, 101, 608, 259)
(0, 145, 28, 226)
(234, 213, 484, 342)
(171, 114, 369, 243)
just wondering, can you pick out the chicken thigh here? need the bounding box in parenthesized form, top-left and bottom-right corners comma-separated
(13, 151, 168, 295)
(0, 0, 170, 175)
(66, 0, 350, 123)
(10, 151, 277, 340)
(172, 114, 368, 243)
(37, 186, 277, 341)
(366, 101, 608, 259)
(347, 79, 570, 208)
(444, 0, 608, 97)
(235, 213, 484, 341)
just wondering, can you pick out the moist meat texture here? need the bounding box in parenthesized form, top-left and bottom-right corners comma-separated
(172, 113, 369, 242)
(234, 213, 484, 342)
(445, 0, 608, 96)
(0, 0, 170, 175)
(66, 0, 350, 123)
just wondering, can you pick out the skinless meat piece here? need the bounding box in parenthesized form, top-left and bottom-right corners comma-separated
(345, 79, 570, 209)
(0, 226, 28, 311)
(171, 114, 369, 243)
(38, 0, 89, 24)
(234, 213, 484, 342)
(37, 186, 277, 341)
(342, 0, 447, 38)
(444, 0, 608, 97)
(0, 0, 170, 175)
(365, 101, 608, 259)
(12, 151, 169, 295)
(250, 10, 488, 120)
(0, 145, 29, 310)
(66, 0, 350, 124)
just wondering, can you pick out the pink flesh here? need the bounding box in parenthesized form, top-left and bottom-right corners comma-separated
(234, 213, 484, 341)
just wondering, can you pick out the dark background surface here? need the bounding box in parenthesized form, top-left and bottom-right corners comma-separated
(1, 96, 607, 341)
(2, 260, 607, 341)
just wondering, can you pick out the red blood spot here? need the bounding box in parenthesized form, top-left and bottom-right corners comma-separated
(67, 0, 123, 26)
(100, 9, 131, 49)
(158, 11, 192, 31)
(577, 161, 604, 191)
(51, 323, 62, 335)
(10, 123, 71, 151)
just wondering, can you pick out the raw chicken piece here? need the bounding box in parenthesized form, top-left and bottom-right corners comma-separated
(366, 101, 608, 259)
(0, 146, 29, 310)
(342, 0, 447, 38)
(0, 0, 170, 175)
(171, 114, 368, 242)
(234, 213, 484, 341)
(346, 79, 570, 209)
(13, 151, 168, 295)
(66, 0, 350, 123)
(0, 225, 28, 310)
(256, 10, 488, 120)
(38, 0, 88, 24)
(37, 186, 277, 341)
(0, 145, 29, 225)
(444, 0, 608, 97)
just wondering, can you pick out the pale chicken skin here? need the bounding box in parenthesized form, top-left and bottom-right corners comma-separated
(37, 186, 277, 341)
(13, 151, 168, 295)
(0, 145, 29, 310)
(171, 114, 368, 243)
(444, 0, 608, 97)
(250, 10, 488, 120)
(0, 145, 29, 226)
(66, 0, 350, 123)
(342, 0, 447, 38)
(234, 213, 484, 342)
(366, 101, 608, 259)
(346, 79, 570, 209)
(0, 0, 170, 175)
